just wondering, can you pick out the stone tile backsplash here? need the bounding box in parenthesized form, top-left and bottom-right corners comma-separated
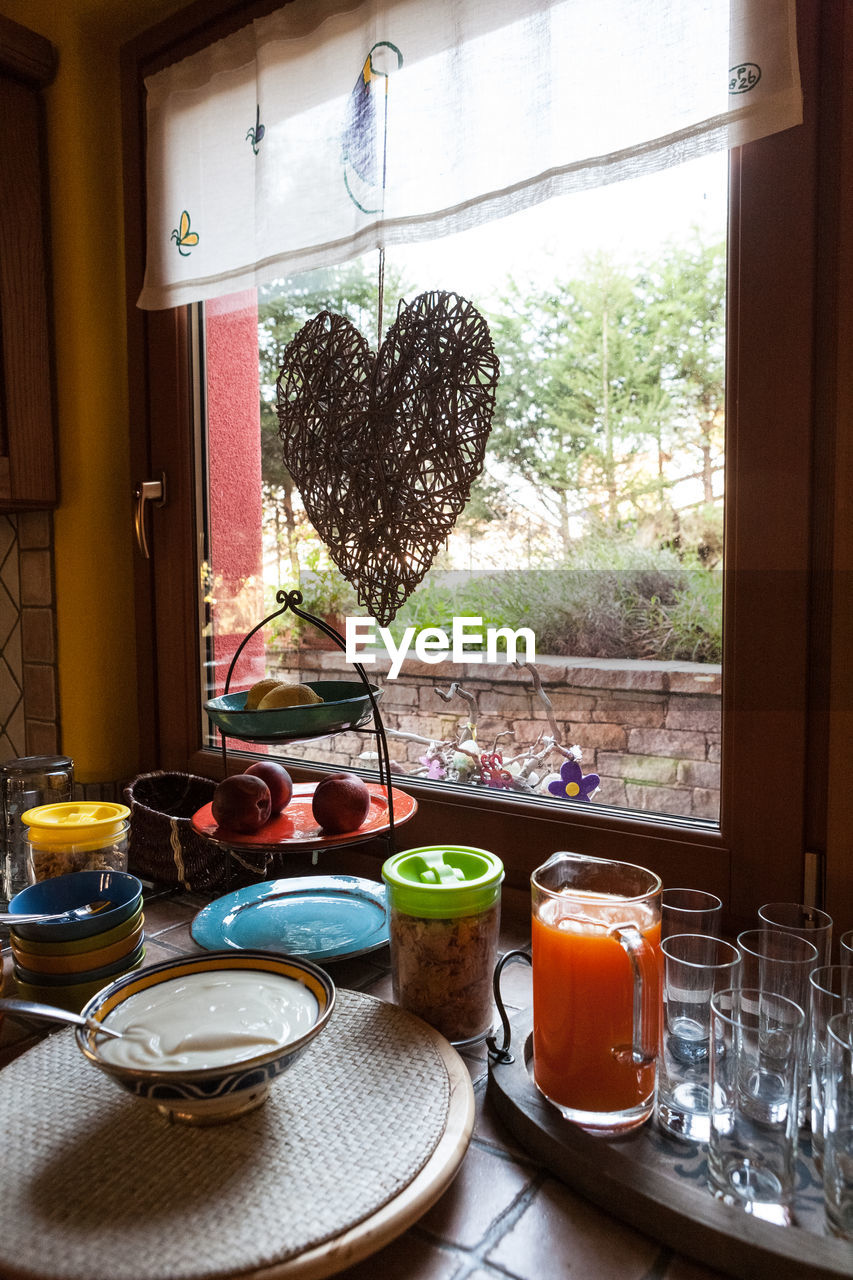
(0, 512, 61, 764)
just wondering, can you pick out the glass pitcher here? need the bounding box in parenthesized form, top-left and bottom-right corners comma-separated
(531, 851, 662, 1135)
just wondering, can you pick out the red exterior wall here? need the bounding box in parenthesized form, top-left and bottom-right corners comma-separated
(205, 290, 265, 695)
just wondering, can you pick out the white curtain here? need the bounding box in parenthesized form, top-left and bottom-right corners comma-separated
(138, 0, 801, 310)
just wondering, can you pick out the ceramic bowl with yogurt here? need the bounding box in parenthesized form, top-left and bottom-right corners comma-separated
(76, 951, 335, 1124)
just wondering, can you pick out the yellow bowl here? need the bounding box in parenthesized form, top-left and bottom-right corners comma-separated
(11, 918, 145, 975)
(10, 903, 143, 957)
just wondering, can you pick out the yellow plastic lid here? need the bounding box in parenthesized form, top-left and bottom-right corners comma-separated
(21, 802, 130, 852)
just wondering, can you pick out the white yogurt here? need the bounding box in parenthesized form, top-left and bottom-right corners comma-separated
(97, 969, 320, 1071)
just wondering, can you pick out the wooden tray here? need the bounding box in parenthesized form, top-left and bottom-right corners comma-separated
(487, 1013, 851, 1280)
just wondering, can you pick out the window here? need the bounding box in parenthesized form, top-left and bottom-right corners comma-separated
(121, 0, 852, 936)
(200, 156, 727, 826)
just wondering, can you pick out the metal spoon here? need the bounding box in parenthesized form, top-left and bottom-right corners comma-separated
(0, 997, 123, 1039)
(0, 899, 113, 926)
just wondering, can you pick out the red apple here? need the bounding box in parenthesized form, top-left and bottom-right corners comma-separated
(212, 773, 271, 832)
(311, 772, 371, 834)
(243, 760, 293, 814)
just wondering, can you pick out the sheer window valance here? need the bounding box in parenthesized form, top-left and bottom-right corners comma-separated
(137, 0, 801, 310)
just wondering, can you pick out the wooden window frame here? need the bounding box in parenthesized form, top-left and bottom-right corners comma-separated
(120, 0, 852, 936)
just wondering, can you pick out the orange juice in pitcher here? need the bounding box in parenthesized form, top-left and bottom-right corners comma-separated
(531, 853, 661, 1135)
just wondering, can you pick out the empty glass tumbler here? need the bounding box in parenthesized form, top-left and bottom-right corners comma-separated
(661, 888, 723, 943)
(823, 1011, 853, 1239)
(708, 987, 805, 1218)
(758, 901, 833, 969)
(657, 933, 741, 1143)
(840, 931, 853, 967)
(809, 966, 853, 1160)
(737, 927, 818, 1126)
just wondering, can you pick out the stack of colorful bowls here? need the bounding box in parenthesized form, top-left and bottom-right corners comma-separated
(7, 870, 145, 1012)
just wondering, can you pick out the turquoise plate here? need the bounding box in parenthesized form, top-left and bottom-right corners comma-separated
(191, 875, 389, 962)
(204, 680, 381, 744)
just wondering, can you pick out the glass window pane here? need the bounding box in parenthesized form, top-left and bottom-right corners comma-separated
(201, 150, 726, 825)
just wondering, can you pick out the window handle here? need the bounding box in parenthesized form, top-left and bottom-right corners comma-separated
(133, 473, 166, 559)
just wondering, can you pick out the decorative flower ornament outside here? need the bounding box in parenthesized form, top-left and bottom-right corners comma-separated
(419, 753, 447, 781)
(276, 290, 499, 626)
(547, 758, 600, 803)
(480, 752, 513, 790)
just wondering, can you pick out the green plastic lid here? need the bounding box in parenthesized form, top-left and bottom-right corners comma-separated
(382, 845, 504, 918)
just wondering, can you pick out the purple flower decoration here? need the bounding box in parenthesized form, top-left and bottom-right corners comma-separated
(548, 759, 599, 802)
(419, 753, 446, 780)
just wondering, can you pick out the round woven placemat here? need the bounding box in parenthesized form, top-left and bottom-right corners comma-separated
(0, 990, 452, 1280)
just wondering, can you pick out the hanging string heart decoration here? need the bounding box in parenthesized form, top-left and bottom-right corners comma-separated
(276, 290, 500, 625)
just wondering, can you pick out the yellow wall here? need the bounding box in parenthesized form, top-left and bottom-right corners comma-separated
(0, 0, 183, 781)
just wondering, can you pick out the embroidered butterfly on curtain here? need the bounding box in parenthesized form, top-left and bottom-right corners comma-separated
(170, 210, 199, 256)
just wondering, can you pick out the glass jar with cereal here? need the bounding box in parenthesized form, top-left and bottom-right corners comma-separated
(382, 845, 504, 1047)
(22, 802, 130, 882)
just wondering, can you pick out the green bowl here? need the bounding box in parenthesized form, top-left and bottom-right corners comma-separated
(204, 680, 381, 744)
(11, 916, 145, 975)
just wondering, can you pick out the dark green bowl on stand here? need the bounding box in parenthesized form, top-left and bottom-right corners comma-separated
(204, 680, 381, 744)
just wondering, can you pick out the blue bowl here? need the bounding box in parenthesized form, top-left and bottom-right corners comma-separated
(8, 870, 143, 942)
(77, 951, 335, 1125)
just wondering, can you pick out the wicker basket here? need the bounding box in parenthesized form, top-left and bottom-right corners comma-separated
(124, 771, 224, 891)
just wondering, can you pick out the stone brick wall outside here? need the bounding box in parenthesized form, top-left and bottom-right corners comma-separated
(270, 647, 722, 820)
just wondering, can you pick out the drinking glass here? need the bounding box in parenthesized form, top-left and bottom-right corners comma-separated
(657, 933, 741, 1142)
(840, 930, 853, 967)
(737, 928, 818, 1126)
(810, 966, 853, 1159)
(531, 851, 661, 1135)
(708, 987, 805, 1220)
(758, 901, 833, 969)
(823, 1011, 853, 1239)
(661, 888, 723, 942)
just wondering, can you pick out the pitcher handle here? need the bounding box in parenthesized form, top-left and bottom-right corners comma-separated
(486, 949, 532, 1064)
(610, 922, 659, 1066)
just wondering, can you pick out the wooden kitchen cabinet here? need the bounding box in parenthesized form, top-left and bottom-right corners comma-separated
(0, 14, 58, 509)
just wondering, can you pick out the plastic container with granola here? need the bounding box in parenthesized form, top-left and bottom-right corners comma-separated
(382, 844, 504, 1046)
(22, 801, 130, 883)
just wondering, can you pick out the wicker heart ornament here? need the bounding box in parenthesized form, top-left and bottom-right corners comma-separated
(276, 290, 499, 625)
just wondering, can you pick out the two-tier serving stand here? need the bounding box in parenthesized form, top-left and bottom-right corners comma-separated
(199, 588, 412, 885)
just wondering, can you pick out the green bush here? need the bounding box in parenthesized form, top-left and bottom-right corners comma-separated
(388, 536, 722, 663)
(263, 534, 723, 663)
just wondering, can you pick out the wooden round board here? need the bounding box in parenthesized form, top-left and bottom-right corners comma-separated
(236, 1024, 472, 1280)
(0, 991, 474, 1280)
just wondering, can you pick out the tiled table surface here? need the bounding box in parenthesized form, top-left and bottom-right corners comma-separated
(0, 851, 726, 1280)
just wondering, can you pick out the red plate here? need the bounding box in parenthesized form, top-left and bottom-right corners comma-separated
(191, 781, 417, 851)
